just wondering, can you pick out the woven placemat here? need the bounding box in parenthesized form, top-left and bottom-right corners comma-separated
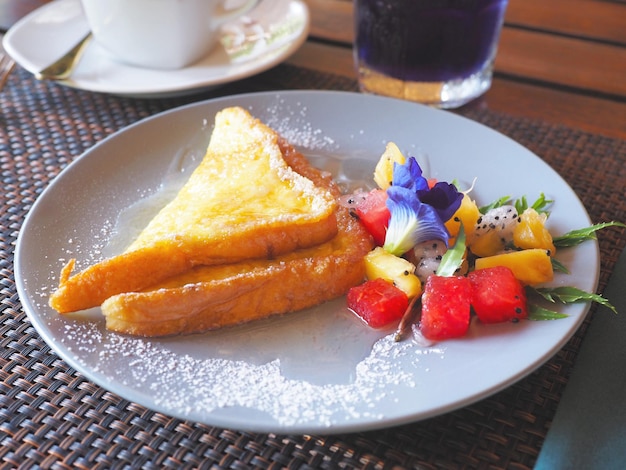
(1, 64, 625, 470)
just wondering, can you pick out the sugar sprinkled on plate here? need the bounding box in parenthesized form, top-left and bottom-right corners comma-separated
(248, 100, 339, 151)
(60, 319, 440, 428)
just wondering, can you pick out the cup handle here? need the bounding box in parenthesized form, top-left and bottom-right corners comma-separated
(213, 0, 262, 26)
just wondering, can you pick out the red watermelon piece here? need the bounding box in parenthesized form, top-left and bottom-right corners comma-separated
(468, 266, 528, 323)
(420, 275, 472, 340)
(352, 189, 390, 246)
(347, 278, 408, 328)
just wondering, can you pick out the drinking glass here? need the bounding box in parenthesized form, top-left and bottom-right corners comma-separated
(354, 0, 509, 108)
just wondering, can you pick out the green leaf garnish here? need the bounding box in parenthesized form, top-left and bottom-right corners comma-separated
(515, 192, 553, 215)
(436, 226, 466, 277)
(530, 286, 618, 314)
(527, 304, 569, 321)
(481, 193, 553, 216)
(479, 196, 510, 214)
(553, 222, 626, 248)
(551, 257, 570, 274)
(514, 195, 528, 215)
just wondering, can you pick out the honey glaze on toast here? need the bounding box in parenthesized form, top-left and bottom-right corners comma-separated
(49, 107, 339, 314)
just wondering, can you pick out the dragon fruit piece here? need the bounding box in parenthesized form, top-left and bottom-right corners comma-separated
(407, 239, 447, 284)
(470, 205, 521, 256)
(476, 205, 520, 240)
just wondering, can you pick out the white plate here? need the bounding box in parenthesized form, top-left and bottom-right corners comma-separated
(3, 0, 308, 98)
(15, 91, 599, 434)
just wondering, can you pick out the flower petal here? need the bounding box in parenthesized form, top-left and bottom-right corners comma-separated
(392, 157, 429, 192)
(384, 186, 450, 255)
(417, 181, 463, 223)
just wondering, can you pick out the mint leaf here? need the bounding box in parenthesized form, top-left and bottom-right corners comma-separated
(553, 221, 626, 248)
(479, 196, 511, 214)
(531, 286, 618, 314)
(514, 193, 553, 216)
(481, 193, 553, 216)
(514, 195, 528, 215)
(551, 257, 569, 274)
(530, 192, 554, 214)
(527, 303, 569, 321)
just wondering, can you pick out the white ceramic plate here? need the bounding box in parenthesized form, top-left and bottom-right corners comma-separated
(3, 0, 308, 98)
(15, 91, 599, 434)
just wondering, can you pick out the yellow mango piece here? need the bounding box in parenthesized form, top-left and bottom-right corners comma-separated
(373, 142, 406, 190)
(474, 248, 554, 285)
(470, 230, 507, 258)
(445, 194, 480, 245)
(513, 208, 556, 256)
(365, 247, 422, 298)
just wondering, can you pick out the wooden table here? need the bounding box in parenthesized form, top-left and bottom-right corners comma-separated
(1, 1, 625, 469)
(3, 0, 625, 138)
(298, 0, 626, 139)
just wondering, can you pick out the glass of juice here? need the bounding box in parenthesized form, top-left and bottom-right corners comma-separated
(354, 0, 509, 108)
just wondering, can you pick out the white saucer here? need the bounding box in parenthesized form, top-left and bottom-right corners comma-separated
(3, 0, 309, 98)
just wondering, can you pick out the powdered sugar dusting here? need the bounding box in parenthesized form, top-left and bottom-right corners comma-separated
(60, 317, 444, 429)
(250, 99, 338, 151)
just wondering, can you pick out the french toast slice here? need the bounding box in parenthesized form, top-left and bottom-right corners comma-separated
(101, 206, 374, 337)
(102, 138, 374, 336)
(50, 107, 338, 314)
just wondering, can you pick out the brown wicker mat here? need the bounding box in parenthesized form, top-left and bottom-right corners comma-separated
(1, 65, 625, 470)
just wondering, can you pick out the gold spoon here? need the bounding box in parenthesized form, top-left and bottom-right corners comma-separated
(35, 33, 93, 81)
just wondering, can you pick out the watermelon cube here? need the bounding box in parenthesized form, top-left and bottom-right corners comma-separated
(468, 266, 528, 323)
(420, 275, 472, 340)
(347, 278, 408, 328)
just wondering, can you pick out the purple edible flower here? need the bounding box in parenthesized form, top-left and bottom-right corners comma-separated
(384, 186, 450, 256)
(418, 181, 463, 223)
(392, 157, 429, 192)
(383, 157, 463, 255)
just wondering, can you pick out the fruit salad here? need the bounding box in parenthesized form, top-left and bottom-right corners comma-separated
(344, 143, 624, 342)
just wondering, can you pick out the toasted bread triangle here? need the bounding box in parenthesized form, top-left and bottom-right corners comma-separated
(101, 206, 374, 337)
(101, 141, 374, 337)
(50, 107, 338, 313)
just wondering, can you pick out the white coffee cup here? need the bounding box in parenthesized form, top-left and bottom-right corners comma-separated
(80, 0, 261, 70)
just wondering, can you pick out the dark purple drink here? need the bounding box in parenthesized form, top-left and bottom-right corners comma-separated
(354, 0, 508, 107)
